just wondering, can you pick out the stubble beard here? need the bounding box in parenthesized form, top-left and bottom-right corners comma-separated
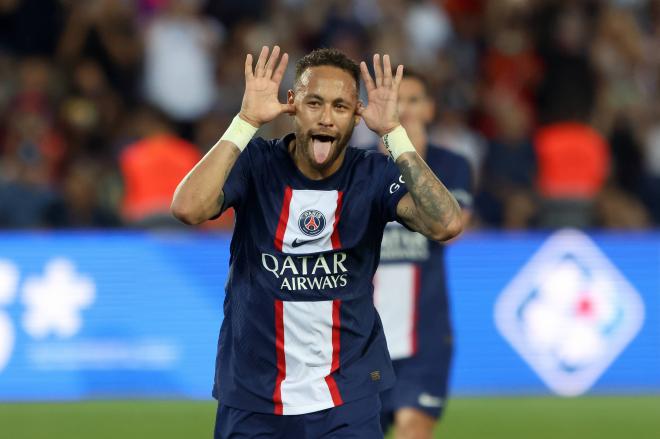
(294, 122, 355, 171)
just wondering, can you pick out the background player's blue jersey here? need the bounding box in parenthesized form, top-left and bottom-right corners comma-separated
(213, 134, 408, 415)
(373, 145, 473, 362)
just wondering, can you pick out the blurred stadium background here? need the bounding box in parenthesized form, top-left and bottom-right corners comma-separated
(0, 0, 659, 438)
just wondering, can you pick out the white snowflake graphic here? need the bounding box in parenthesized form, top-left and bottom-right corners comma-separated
(22, 258, 95, 339)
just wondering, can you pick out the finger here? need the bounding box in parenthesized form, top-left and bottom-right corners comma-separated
(383, 54, 392, 87)
(245, 53, 254, 80)
(373, 54, 383, 87)
(272, 52, 289, 85)
(394, 64, 404, 87)
(265, 45, 280, 78)
(255, 46, 269, 77)
(360, 61, 375, 92)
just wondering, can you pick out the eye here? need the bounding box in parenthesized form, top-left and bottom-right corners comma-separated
(308, 101, 321, 108)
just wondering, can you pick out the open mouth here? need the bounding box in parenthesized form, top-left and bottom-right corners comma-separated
(310, 134, 336, 163)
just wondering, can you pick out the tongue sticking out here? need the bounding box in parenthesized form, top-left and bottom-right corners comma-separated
(312, 138, 332, 163)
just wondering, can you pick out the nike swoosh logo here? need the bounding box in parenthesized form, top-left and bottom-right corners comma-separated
(291, 237, 323, 248)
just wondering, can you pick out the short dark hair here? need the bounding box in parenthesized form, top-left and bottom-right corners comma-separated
(295, 48, 360, 93)
(401, 69, 430, 95)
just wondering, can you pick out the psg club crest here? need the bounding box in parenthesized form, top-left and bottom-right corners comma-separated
(298, 210, 326, 237)
(494, 229, 645, 396)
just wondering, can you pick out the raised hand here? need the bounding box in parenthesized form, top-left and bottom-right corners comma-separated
(358, 54, 404, 137)
(239, 46, 295, 128)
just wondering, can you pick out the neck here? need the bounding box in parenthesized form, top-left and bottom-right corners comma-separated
(288, 137, 346, 180)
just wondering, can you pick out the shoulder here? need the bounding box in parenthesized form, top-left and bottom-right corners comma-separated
(245, 135, 288, 161)
(348, 146, 394, 168)
(246, 136, 278, 152)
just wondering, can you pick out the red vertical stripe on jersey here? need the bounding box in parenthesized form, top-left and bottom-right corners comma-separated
(325, 299, 343, 406)
(325, 375, 343, 407)
(273, 300, 286, 415)
(330, 299, 341, 372)
(330, 192, 344, 249)
(411, 265, 421, 354)
(274, 186, 293, 251)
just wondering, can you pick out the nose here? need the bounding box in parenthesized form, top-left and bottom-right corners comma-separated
(319, 104, 334, 127)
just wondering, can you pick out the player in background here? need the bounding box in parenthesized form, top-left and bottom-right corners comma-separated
(171, 45, 462, 438)
(374, 71, 473, 439)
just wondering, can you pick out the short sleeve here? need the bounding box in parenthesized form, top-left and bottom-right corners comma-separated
(379, 156, 408, 223)
(220, 140, 255, 212)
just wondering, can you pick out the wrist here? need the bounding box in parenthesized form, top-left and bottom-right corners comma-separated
(377, 123, 401, 138)
(238, 112, 262, 129)
(220, 114, 259, 152)
(381, 125, 416, 161)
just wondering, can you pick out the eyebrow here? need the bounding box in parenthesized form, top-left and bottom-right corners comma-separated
(305, 94, 353, 105)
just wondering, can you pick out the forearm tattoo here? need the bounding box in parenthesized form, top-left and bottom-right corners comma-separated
(398, 154, 460, 229)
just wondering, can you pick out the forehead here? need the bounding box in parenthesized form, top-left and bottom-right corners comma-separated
(399, 77, 427, 97)
(297, 66, 358, 100)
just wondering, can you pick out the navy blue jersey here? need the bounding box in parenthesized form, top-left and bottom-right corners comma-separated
(373, 146, 472, 362)
(213, 134, 408, 415)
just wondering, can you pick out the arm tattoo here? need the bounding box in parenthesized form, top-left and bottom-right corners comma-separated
(398, 154, 460, 229)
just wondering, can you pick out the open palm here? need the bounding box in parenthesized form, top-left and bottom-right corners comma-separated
(359, 54, 404, 137)
(240, 46, 294, 127)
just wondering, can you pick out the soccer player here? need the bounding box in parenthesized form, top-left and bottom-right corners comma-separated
(171, 45, 462, 438)
(374, 71, 473, 439)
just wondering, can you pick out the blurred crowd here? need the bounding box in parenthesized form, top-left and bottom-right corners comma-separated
(1, 0, 659, 230)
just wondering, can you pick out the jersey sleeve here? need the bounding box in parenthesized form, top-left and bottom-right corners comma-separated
(219, 138, 259, 212)
(378, 156, 408, 224)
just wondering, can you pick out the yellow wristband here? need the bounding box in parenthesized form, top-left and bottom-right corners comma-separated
(220, 115, 259, 152)
(382, 125, 416, 161)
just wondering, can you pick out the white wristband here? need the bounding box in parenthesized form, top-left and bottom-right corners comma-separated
(382, 125, 416, 161)
(220, 115, 259, 152)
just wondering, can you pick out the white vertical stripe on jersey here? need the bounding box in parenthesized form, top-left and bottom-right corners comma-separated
(374, 263, 416, 360)
(281, 190, 339, 254)
(280, 300, 335, 415)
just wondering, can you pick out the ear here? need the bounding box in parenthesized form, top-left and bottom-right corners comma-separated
(354, 100, 364, 125)
(287, 89, 295, 105)
(356, 100, 365, 116)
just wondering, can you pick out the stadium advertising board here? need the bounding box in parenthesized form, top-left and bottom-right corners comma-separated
(0, 230, 657, 400)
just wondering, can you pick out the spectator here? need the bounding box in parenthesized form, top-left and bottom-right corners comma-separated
(57, 0, 142, 101)
(118, 106, 201, 227)
(47, 158, 121, 228)
(534, 121, 610, 228)
(0, 0, 657, 230)
(477, 93, 537, 228)
(142, 0, 223, 136)
(59, 59, 124, 157)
